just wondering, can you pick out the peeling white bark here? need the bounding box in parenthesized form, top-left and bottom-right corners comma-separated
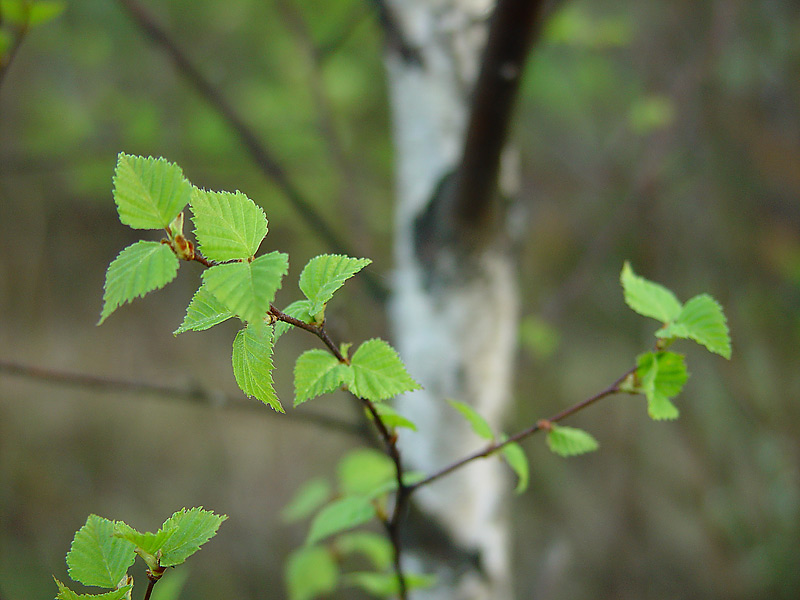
(384, 1, 519, 598)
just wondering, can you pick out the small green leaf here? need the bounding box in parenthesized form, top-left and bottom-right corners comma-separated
(658, 294, 731, 358)
(232, 323, 282, 412)
(149, 568, 188, 600)
(189, 188, 268, 261)
(335, 532, 393, 570)
(343, 572, 437, 596)
(156, 507, 227, 567)
(174, 283, 234, 335)
(273, 299, 314, 341)
(367, 403, 417, 431)
(337, 449, 395, 498)
(99, 241, 179, 324)
(348, 339, 421, 402)
(66, 515, 136, 589)
(294, 349, 349, 405)
(281, 478, 332, 524)
(546, 425, 599, 457)
(620, 262, 682, 323)
(285, 546, 339, 600)
(202, 251, 288, 323)
(54, 579, 132, 600)
(299, 254, 372, 315)
(500, 441, 529, 493)
(113, 154, 191, 230)
(306, 497, 376, 546)
(448, 399, 494, 440)
(635, 351, 688, 420)
(113, 521, 175, 565)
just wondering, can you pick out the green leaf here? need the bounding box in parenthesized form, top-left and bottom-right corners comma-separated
(658, 294, 731, 358)
(635, 351, 688, 420)
(173, 283, 234, 335)
(546, 425, 599, 457)
(299, 254, 372, 315)
(156, 507, 227, 567)
(281, 478, 332, 523)
(337, 449, 395, 498)
(306, 496, 376, 546)
(99, 241, 179, 324)
(232, 323, 282, 412)
(335, 532, 393, 570)
(189, 188, 268, 261)
(500, 441, 529, 493)
(367, 403, 417, 431)
(348, 339, 421, 402)
(285, 546, 339, 600)
(448, 399, 494, 440)
(54, 579, 132, 600)
(273, 299, 314, 341)
(294, 349, 349, 406)
(113, 522, 175, 566)
(343, 572, 437, 596)
(620, 262, 683, 323)
(112, 154, 191, 230)
(66, 515, 136, 589)
(202, 251, 288, 323)
(149, 568, 188, 600)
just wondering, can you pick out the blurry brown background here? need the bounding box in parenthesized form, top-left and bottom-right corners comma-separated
(1, 1, 799, 599)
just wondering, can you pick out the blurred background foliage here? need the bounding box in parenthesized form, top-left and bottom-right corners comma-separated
(1, 0, 798, 598)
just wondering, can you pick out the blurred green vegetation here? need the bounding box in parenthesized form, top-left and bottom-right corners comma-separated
(1, 1, 799, 599)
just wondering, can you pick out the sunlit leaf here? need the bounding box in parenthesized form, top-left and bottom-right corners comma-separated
(448, 399, 494, 440)
(66, 515, 136, 588)
(348, 339, 421, 402)
(294, 349, 349, 405)
(281, 478, 332, 524)
(306, 497, 375, 546)
(189, 188, 268, 261)
(620, 262, 682, 323)
(99, 241, 179, 324)
(635, 351, 688, 420)
(157, 507, 227, 567)
(174, 283, 234, 335)
(367, 403, 417, 431)
(299, 254, 372, 315)
(500, 440, 529, 493)
(232, 323, 282, 412)
(113, 154, 191, 230)
(546, 425, 599, 457)
(54, 579, 132, 600)
(658, 294, 731, 358)
(285, 546, 339, 600)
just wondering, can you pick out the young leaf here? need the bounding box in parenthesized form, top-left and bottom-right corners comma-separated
(113, 154, 191, 230)
(546, 425, 599, 457)
(99, 241, 179, 324)
(335, 532, 394, 570)
(202, 251, 288, 323)
(294, 349, 349, 405)
(189, 188, 268, 261)
(657, 294, 731, 358)
(232, 323, 282, 412)
(281, 478, 332, 524)
(285, 546, 339, 600)
(635, 351, 688, 420)
(306, 496, 376, 546)
(337, 449, 396, 498)
(273, 299, 314, 341)
(500, 440, 529, 493)
(113, 521, 176, 561)
(343, 572, 437, 596)
(174, 283, 234, 335)
(348, 339, 421, 402)
(299, 254, 372, 315)
(54, 579, 132, 600)
(367, 403, 417, 431)
(620, 262, 682, 323)
(66, 515, 136, 588)
(448, 399, 494, 440)
(156, 507, 227, 567)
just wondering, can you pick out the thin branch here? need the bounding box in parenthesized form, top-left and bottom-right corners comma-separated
(115, 0, 388, 303)
(142, 576, 157, 600)
(369, 0, 422, 66)
(0, 13, 30, 92)
(407, 367, 636, 493)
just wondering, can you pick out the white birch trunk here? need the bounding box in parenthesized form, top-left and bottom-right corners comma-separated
(384, 1, 520, 598)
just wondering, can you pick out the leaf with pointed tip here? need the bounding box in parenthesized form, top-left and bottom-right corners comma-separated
(635, 351, 688, 420)
(157, 507, 227, 567)
(299, 254, 372, 315)
(273, 299, 314, 341)
(66, 515, 136, 588)
(306, 496, 376, 546)
(285, 546, 339, 600)
(202, 252, 288, 323)
(232, 323, 282, 411)
(281, 478, 332, 524)
(449, 399, 494, 440)
(348, 339, 421, 402)
(113, 154, 191, 230)
(366, 403, 417, 431)
(657, 294, 731, 358)
(99, 241, 179, 324)
(174, 284, 234, 335)
(113, 522, 175, 559)
(546, 425, 599, 457)
(294, 349, 349, 405)
(500, 440, 529, 493)
(54, 579, 132, 600)
(189, 188, 268, 261)
(620, 261, 682, 323)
